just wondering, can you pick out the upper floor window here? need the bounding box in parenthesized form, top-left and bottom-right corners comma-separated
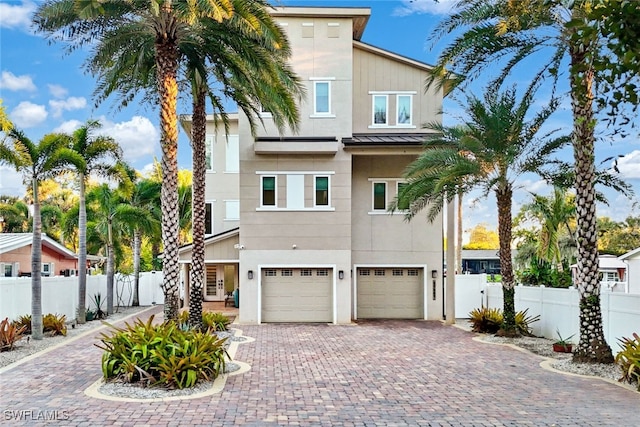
(205, 134, 215, 172)
(314, 176, 330, 207)
(397, 95, 412, 125)
(397, 181, 409, 210)
(372, 95, 388, 125)
(372, 182, 387, 211)
(314, 81, 331, 115)
(225, 135, 239, 173)
(261, 176, 277, 207)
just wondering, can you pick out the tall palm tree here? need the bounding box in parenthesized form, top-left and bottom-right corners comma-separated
(35, 0, 303, 321)
(61, 120, 123, 323)
(425, 0, 616, 362)
(0, 129, 72, 339)
(392, 85, 569, 335)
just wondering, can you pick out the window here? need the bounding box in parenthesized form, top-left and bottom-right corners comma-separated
(301, 269, 313, 277)
(205, 201, 214, 235)
(374, 269, 385, 276)
(265, 269, 277, 277)
(372, 95, 388, 125)
(397, 182, 409, 210)
(225, 200, 239, 221)
(281, 269, 293, 277)
(3, 264, 12, 277)
(205, 134, 215, 171)
(42, 263, 51, 276)
(316, 269, 329, 276)
(372, 182, 387, 211)
(314, 176, 329, 207)
(397, 95, 412, 125)
(407, 269, 419, 276)
(359, 269, 370, 276)
(314, 81, 330, 114)
(225, 135, 239, 173)
(392, 269, 403, 276)
(286, 175, 304, 209)
(261, 176, 276, 207)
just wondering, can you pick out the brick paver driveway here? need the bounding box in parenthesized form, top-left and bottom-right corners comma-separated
(1, 306, 637, 426)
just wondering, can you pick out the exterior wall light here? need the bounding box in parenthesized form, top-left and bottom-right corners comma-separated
(431, 269, 438, 279)
(248, 270, 254, 280)
(338, 270, 344, 280)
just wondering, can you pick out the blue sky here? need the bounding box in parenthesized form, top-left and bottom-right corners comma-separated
(1, 0, 638, 235)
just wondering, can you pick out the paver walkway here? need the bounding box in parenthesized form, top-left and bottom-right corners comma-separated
(0, 306, 637, 426)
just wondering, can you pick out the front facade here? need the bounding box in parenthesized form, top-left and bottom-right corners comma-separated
(179, 7, 447, 323)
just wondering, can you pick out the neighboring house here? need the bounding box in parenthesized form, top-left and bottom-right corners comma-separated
(0, 233, 78, 277)
(460, 250, 501, 275)
(619, 248, 640, 294)
(179, 6, 448, 324)
(571, 254, 628, 293)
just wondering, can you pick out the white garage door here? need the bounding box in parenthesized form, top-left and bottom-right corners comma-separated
(357, 267, 423, 319)
(261, 268, 332, 323)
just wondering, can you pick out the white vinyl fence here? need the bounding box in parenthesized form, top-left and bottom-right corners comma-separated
(0, 272, 165, 322)
(455, 274, 640, 351)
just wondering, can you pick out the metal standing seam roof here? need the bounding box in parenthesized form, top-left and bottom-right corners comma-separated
(342, 133, 435, 146)
(0, 233, 78, 259)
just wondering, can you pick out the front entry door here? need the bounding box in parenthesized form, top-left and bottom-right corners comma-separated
(205, 264, 225, 301)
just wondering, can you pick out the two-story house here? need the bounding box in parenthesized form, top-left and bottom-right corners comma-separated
(179, 6, 448, 324)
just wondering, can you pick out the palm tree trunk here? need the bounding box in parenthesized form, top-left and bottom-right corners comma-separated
(77, 175, 87, 323)
(106, 218, 114, 315)
(31, 178, 43, 340)
(155, 16, 181, 322)
(569, 43, 613, 363)
(496, 183, 516, 336)
(132, 229, 141, 306)
(189, 87, 207, 330)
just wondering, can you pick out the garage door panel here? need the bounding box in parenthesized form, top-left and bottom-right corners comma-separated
(262, 268, 332, 323)
(357, 268, 423, 319)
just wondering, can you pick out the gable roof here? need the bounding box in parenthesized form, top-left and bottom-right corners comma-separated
(0, 233, 77, 259)
(619, 247, 640, 260)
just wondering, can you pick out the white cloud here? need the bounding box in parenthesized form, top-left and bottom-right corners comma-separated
(48, 84, 68, 99)
(49, 96, 87, 118)
(393, 0, 456, 17)
(10, 101, 47, 128)
(614, 150, 640, 179)
(53, 119, 83, 134)
(0, 1, 36, 30)
(0, 166, 26, 197)
(97, 116, 159, 161)
(520, 179, 551, 194)
(0, 71, 36, 92)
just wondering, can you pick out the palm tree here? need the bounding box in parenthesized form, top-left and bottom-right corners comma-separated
(392, 85, 569, 335)
(520, 187, 576, 270)
(0, 129, 72, 339)
(425, 0, 615, 362)
(0, 197, 30, 233)
(86, 184, 152, 314)
(62, 120, 123, 323)
(127, 178, 161, 306)
(35, 0, 303, 321)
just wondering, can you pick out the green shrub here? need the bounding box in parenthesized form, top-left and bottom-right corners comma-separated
(517, 257, 572, 288)
(96, 314, 228, 389)
(43, 313, 67, 336)
(469, 307, 540, 335)
(615, 332, 640, 391)
(0, 318, 26, 351)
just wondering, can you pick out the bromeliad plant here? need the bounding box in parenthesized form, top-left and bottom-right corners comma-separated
(96, 315, 228, 389)
(178, 310, 231, 332)
(12, 313, 67, 336)
(0, 317, 26, 352)
(615, 332, 640, 391)
(468, 307, 540, 336)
